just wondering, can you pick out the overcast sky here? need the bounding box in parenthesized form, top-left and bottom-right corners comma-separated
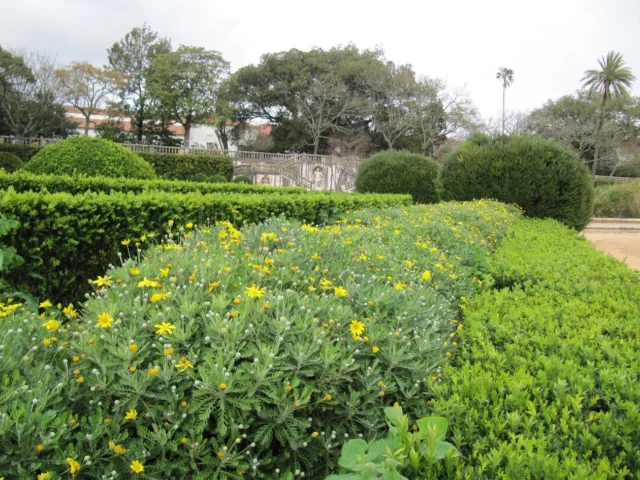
(2, 0, 639, 119)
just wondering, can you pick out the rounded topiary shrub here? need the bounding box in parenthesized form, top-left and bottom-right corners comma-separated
(209, 174, 227, 183)
(0, 152, 24, 172)
(355, 150, 440, 204)
(190, 173, 209, 182)
(232, 175, 252, 184)
(24, 137, 155, 179)
(440, 135, 594, 230)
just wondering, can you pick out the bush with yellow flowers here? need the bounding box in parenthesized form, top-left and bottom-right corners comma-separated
(0, 200, 518, 478)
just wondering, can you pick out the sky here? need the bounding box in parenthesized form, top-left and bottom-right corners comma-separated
(2, 0, 639, 120)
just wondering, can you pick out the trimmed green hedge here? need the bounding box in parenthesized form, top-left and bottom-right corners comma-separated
(0, 143, 42, 161)
(1, 188, 411, 302)
(0, 152, 23, 172)
(356, 150, 440, 204)
(441, 136, 594, 230)
(137, 152, 233, 181)
(429, 218, 640, 478)
(0, 171, 307, 196)
(25, 137, 155, 179)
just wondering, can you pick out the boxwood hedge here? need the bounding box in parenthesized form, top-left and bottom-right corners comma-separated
(440, 136, 594, 230)
(137, 152, 233, 181)
(0, 188, 411, 302)
(429, 218, 640, 478)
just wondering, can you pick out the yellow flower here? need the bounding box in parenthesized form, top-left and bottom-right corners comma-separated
(186, 222, 193, 229)
(37, 473, 51, 480)
(121, 239, 131, 246)
(36, 444, 45, 452)
(349, 320, 365, 337)
(129, 267, 141, 276)
(62, 304, 77, 318)
(125, 409, 137, 420)
(334, 286, 347, 297)
(168, 219, 174, 226)
(72, 356, 80, 362)
(372, 346, 380, 354)
(160, 267, 170, 277)
(154, 322, 176, 336)
(312, 432, 319, 437)
(181, 401, 188, 407)
(138, 277, 161, 288)
(66, 458, 80, 477)
(263, 303, 270, 309)
(393, 401, 400, 408)
(175, 357, 194, 372)
(42, 320, 60, 332)
(181, 437, 188, 444)
(128, 344, 137, 353)
(39, 300, 52, 309)
(233, 298, 241, 305)
(76, 376, 84, 383)
(245, 284, 265, 299)
(219, 383, 227, 390)
(164, 347, 175, 357)
(394, 282, 407, 291)
(325, 394, 332, 401)
(109, 441, 116, 449)
(114, 444, 127, 454)
(217, 451, 225, 459)
(91, 275, 112, 287)
(148, 367, 160, 376)
(149, 292, 170, 303)
(42, 338, 51, 346)
(421, 270, 432, 282)
(96, 312, 114, 328)
(209, 281, 221, 291)
(130, 461, 144, 474)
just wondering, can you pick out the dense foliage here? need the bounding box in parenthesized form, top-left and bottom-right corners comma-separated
(593, 181, 640, 218)
(430, 218, 640, 477)
(355, 151, 440, 204)
(441, 135, 594, 230)
(137, 152, 233, 181)
(0, 201, 518, 478)
(0, 143, 42, 161)
(24, 137, 155, 179)
(0, 171, 306, 196)
(233, 176, 253, 184)
(0, 152, 23, 172)
(0, 188, 410, 302)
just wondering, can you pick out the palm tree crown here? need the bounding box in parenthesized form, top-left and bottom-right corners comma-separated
(581, 51, 635, 101)
(496, 67, 514, 89)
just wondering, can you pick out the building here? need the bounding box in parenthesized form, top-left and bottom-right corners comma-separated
(64, 106, 272, 151)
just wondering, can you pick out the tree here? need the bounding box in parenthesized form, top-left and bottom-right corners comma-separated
(107, 24, 172, 143)
(0, 47, 75, 138)
(150, 46, 229, 148)
(582, 51, 635, 177)
(56, 62, 124, 136)
(366, 62, 419, 149)
(496, 67, 514, 135)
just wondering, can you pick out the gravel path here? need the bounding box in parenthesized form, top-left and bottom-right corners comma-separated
(583, 231, 640, 270)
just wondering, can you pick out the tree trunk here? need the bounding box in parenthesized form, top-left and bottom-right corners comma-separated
(313, 136, 320, 155)
(591, 95, 607, 179)
(184, 124, 191, 150)
(84, 114, 90, 136)
(502, 85, 506, 135)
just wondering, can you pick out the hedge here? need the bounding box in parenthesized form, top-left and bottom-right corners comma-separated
(137, 152, 233, 181)
(0, 188, 411, 303)
(0, 171, 307, 196)
(355, 150, 440, 204)
(0, 142, 42, 161)
(593, 182, 640, 218)
(0, 152, 24, 172)
(429, 218, 640, 478)
(441, 136, 594, 230)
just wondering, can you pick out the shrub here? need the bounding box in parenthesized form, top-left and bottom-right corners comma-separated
(355, 150, 440, 204)
(0, 201, 519, 478)
(190, 172, 209, 182)
(233, 175, 253, 184)
(429, 218, 640, 478)
(137, 152, 233, 181)
(593, 181, 640, 218)
(24, 137, 155, 179)
(0, 152, 24, 172)
(615, 158, 640, 177)
(0, 188, 412, 303)
(209, 174, 227, 183)
(0, 170, 307, 196)
(0, 142, 42, 161)
(441, 135, 594, 230)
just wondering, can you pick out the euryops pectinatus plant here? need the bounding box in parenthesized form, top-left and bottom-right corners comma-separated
(0, 201, 518, 478)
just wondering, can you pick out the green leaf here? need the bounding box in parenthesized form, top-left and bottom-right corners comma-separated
(416, 416, 448, 443)
(384, 407, 404, 426)
(434, 441, 459, 459)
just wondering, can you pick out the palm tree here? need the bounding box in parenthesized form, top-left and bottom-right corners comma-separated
(582, 51, 635, 178)
(496, 67, 514, 135)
